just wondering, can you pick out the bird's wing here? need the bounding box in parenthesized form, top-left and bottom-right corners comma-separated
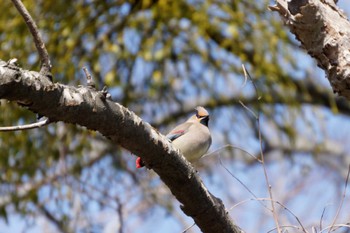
(167, 130, 186, 141)
(166, 122, 193, 141)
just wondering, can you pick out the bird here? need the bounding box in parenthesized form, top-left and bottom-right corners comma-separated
(136, 106, 212, 168)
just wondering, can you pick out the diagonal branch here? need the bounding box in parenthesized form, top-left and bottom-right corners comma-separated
(269, 0, 350, 100)
(0, 60, 242, 233)
(11, 0, 52, 75)
(38, 205, 72, 233)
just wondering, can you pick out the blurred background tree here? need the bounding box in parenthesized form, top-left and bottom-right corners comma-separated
(1, 0, 350, 232)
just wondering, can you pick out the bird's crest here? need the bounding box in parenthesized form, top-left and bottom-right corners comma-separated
(195, 106, 209, 118)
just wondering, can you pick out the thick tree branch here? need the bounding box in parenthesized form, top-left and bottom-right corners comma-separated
(0, 60, 241, 233)
(269, 0, 350, 99)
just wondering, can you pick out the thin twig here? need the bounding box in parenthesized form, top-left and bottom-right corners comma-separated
(239, 100, 258, 119)
(312, 226, 317, 233)
(241, 64, 248, 88)
(0, 118, 50, 132)
(320, 207, 326, 232)
(274, 200, 307, 233)
(228, 198, 256, 211)
(319, 204, 332, 232)
(258, 118, 281, 233)
(320, 224, 350, 233)
(265, 198, 306, 233)
(241, 64, 261, 100)
(201, 144, 261, 162)
(77, 178, 126, 232)
(181, 222, 196, 233)
(82, 67, 96, 89)
(38, 205, 69, 233)
(11, 0, 51, 74)
(240, 65, 281, 233)
(227, 197, 306, 233)
(266, 225, 301, 233)
(116, 196, 124, 233)
(328, 164, 350, 233)
(219, 155, 269, 210)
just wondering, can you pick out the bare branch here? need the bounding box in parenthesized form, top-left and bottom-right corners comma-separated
(181, 223, 196, 233)
(320, 224, 350, 233)
(319, 205, 332, 232)
(328, 164, 350, 232)
(0, 118, 50, 132)
(228, 198, 307, 233)
(11, 0, 52, 75)
(239, 66, 281, 233)
(38, 205, 71, 233)
(202, 144, 261, 162)
(239, 100, 258, 120)
(82, 67, 96, 89)
(240, 64, 248, 89)
(219, 155, 268, 210)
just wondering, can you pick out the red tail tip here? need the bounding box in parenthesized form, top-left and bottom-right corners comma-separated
(136, 157, 144, 168)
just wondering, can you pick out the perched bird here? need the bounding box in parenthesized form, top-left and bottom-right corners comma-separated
(136, 106, 212, 168)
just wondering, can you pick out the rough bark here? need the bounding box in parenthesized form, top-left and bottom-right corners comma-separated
(0, 60, 242, 233)
(270, 0, 350, 99)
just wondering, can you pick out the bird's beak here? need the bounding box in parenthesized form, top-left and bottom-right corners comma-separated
(199, 115, 209, 126)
